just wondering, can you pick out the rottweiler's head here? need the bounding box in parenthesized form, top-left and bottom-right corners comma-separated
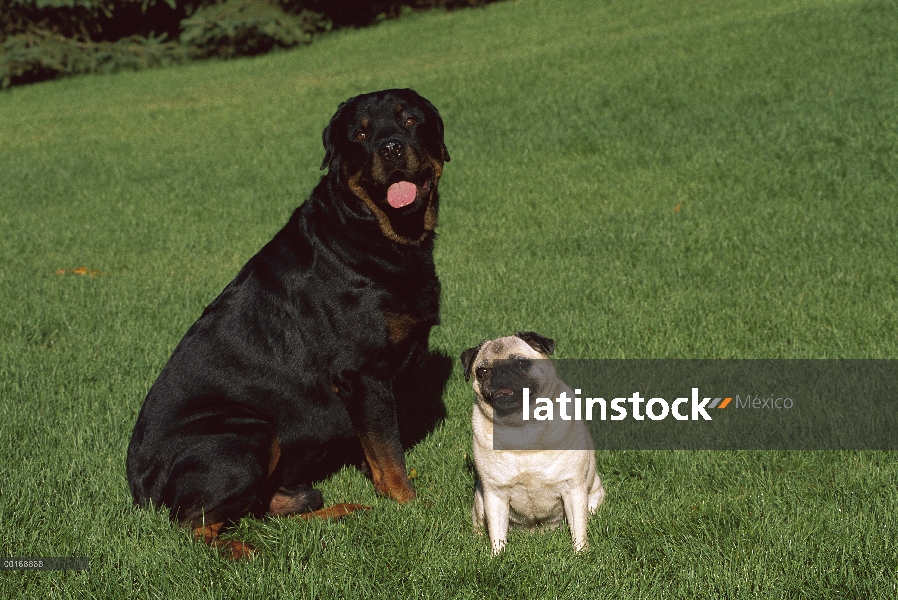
(321, 89, 450, 244)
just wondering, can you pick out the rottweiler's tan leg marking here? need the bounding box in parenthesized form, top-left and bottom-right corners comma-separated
(357, 432, 416, 503)
(295, 503, 370, 520)
(268, 437, 281, 476)
(192, 522, 256, 559)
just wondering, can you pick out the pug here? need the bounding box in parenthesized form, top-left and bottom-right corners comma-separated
(460, 332, 605, 553)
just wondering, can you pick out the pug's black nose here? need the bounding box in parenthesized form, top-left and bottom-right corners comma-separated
(379, 140, 403, 161)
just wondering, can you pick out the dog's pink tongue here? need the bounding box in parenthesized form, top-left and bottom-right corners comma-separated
(387, 181, 418, 208)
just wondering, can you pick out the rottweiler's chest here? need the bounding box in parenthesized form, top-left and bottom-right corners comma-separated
(372, 286, 439, 347)
(382, 310, 434, 345)
(311, 273, 439, 348)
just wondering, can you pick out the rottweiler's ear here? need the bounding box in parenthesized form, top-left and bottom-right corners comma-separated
(321, 97, 354, 170)
(515, 331, 555, 356)
(460, 342, 485, 382)
(417, 94, 450, 163)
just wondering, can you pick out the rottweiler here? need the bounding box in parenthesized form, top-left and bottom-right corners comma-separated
(126, 89, 450, 557)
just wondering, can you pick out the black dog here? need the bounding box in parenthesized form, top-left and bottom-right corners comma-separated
(127, 89, 449, 557)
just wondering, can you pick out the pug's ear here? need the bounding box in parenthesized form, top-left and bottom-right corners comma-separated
(515, 331, 555, 356)
(460, 342, 485, 382)
(320, 97, 355, 170)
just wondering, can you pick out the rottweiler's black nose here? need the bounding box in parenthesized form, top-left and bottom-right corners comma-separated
(379, 140, 403, 161)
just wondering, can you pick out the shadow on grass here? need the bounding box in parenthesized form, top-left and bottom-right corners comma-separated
(397, 349, 452, 450)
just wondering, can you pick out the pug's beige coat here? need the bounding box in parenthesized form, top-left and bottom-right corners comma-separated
(463, 333, 604, 553)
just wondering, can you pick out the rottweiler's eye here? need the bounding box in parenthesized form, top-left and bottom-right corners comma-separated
(355, 131, 367, 140)
(475, 367, 488, 379)
(404, 117, 417, 127)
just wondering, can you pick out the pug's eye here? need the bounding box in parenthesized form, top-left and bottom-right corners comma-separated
(515, 359, 530, 370)
(404, 117, 417, 127)
(355, 131, 367, 140)
(475, 367, 488, 379)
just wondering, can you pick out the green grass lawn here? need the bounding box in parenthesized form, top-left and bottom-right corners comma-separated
(2, 0, 897, 597)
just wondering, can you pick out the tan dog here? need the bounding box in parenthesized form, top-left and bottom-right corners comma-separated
(460, 332, 604, 553)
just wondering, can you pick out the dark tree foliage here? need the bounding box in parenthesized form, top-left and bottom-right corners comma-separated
(0, 0, 497, 87)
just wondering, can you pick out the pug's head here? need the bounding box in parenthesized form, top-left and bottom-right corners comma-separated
(460, 332, 556, 418)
